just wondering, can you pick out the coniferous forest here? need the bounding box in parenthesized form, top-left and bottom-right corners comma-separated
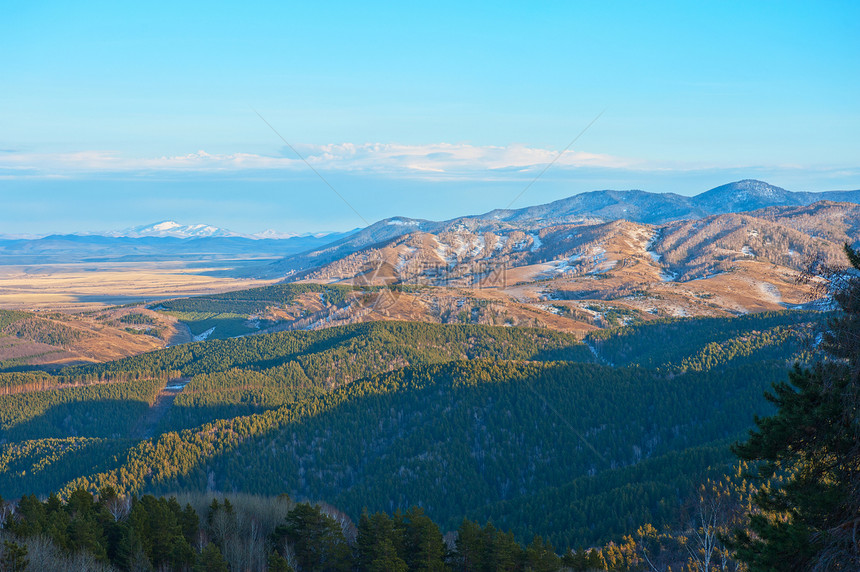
(0, 248, 858, 570)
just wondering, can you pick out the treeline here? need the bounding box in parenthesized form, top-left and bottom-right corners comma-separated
(2, 321, 597, 457)
(152, 323, 592, 431)
(51, 316, 805, 439)
(0, 370, 177, 396)
(153, 283, 360, 315)
(0, 479, 758, 571)
(53, 321, 595, 434)
(0, 489, 553, 571)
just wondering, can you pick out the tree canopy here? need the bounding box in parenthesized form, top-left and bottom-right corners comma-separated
(732, 244, 860, 570)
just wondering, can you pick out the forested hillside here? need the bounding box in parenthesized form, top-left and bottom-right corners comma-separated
(140, 360, 783, 548)
(67, 321, 593, 379)
(586, 310, 818, 369)
(0, 310, 816, 565)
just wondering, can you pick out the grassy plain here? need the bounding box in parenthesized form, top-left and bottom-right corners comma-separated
(0, 260, 276, 368)
(0, 261, 276, 311)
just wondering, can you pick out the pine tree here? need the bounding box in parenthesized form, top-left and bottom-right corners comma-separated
(0, 541, 28, 572)
(273, 503, 351, 571)
(400, 507, 447, 571)
(193, 543, 229, 572)
(731, 244, 860, 570)
(367, 538, 408, 572)
(524, 535, 560, 572)
(357, 511, 404, 570)
(267, 552, 294, 572)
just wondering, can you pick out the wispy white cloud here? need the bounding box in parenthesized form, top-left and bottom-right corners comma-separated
(0, 143, 638, 180)
(5, 144, 853, 185)
(310, 142, 637, 173)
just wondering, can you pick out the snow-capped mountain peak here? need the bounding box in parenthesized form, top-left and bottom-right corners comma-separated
(100, 221, 350, 241)
(151, 221, 182, 231)
(109, 221, 243, 239)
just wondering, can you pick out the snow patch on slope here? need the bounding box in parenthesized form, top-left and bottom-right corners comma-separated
(193, 327, 216, 341)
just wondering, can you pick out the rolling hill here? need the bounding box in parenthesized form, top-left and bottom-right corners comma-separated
(163, 193, 856, 340)
(265, 179, 860, 278)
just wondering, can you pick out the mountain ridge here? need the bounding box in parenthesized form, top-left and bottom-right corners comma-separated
(0, 228, 361, 265)
(266, 179, 860, 278)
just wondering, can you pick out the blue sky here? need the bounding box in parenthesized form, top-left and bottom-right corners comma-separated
(1, 1, 858, 235)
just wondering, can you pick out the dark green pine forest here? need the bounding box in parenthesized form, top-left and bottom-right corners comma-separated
(0, 265, 855, 571)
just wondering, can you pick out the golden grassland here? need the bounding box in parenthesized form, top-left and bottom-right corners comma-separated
(0, 261, 277, 311)
(0, 260, 277, 368)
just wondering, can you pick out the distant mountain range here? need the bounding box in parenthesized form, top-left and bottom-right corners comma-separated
(486, 179, 860, 226)
(105, 220, 345, 240)
(4, 180, 859, 269)
(267, 179, 860, 277)
(0, 224, 359, 265)
(0, 220, 351, 241)
(227, 179, 860, 329)
(107, 220, 248, 239)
